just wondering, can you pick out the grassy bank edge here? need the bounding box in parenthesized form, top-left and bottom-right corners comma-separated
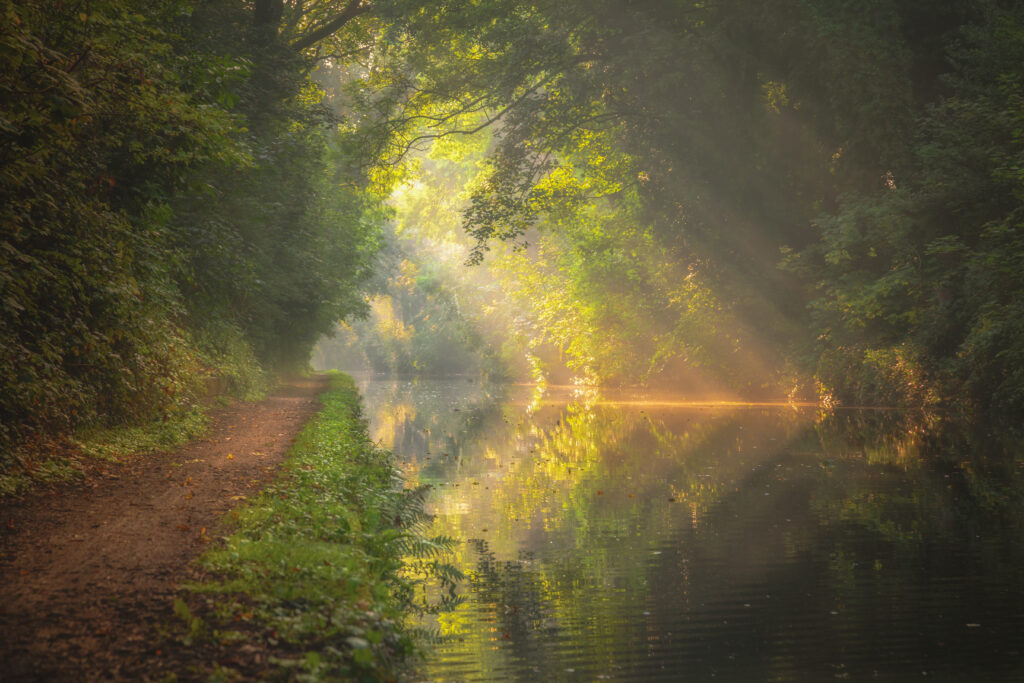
(0, 376, 272, 499)
(169, 371, 458, 681)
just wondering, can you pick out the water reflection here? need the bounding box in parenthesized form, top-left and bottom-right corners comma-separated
(359, 379, 1024, 682)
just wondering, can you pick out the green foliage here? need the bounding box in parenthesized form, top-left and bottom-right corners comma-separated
(0, 0, 237, 460)
(183, 373, 461, 680)
(5, 0, 1024, 470)
(75, 405, 210, 464)
(1, 0, 382, 467)
(345, 0, 1024, 414)
(172, 39, 383, 370)
(172, 597, 208, 647)
(317, 262, 498, 378)
(192, 321, 273, 402)
(315, 169, 511, 379)
(799, 4, 1024, 414)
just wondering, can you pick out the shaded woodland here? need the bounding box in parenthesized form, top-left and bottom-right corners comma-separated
(4, 0, 1024, 463)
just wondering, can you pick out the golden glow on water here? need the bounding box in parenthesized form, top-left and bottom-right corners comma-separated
(359, 379, 1024, 682)
(516, 399, 820, 408)
(362, 380, 822, 675)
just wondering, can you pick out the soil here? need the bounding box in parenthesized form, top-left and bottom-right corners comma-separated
(0, 375, 329, 681)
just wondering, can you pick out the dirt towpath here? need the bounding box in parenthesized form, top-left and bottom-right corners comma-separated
(0, 375, 329, 681)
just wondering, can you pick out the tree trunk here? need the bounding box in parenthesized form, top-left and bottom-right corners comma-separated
(253, 0, 284, 41)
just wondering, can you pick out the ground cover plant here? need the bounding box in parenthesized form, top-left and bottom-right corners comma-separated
(174, 373, 460, 681)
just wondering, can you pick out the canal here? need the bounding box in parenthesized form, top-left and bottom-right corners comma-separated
(359, 378, 1024, 681)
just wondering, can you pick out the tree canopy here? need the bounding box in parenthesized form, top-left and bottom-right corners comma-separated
(3, 0, 1023, 459)
(346, 0, 1024, 415)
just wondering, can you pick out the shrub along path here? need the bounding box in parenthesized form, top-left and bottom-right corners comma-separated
(0, 375, 329, 681)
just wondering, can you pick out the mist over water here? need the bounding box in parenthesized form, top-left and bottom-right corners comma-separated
(359, 378, 1024, 682)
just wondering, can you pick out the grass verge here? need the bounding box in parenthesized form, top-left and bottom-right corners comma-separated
(171, 372, 460, 681)
(0, 407, 211, 497)
(0, 322, 272, 498)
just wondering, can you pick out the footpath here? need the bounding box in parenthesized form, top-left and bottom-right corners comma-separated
(0, 376, 328, 681)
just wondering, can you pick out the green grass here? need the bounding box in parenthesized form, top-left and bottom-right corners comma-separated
(176, 372, 460, 681)
(0, 406, 210, 498)
(74, 406, 211, 463)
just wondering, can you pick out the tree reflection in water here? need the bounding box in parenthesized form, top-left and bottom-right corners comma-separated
(361, 379, 1024, 681)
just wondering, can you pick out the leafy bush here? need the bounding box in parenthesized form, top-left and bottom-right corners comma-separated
(1, 1, 381, 469)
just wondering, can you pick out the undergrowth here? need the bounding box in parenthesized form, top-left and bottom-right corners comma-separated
(0, 321, 270, 498)
(174, 372, 460, 681)
(0, 408, 212, 498)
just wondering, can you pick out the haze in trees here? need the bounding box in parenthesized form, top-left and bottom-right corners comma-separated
(321, 0, 1024, 421)
(4, 0, 1023, 461)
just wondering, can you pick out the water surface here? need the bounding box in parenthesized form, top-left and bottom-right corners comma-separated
(359, 379, 1024, 682)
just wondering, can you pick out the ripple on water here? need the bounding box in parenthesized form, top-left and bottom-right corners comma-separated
(358, 379, 1024, 682)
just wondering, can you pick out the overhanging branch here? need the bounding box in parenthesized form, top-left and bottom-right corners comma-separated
(290, 0, 370, 52)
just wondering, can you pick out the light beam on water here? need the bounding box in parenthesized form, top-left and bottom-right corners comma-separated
(360, 378, 1024, 682)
